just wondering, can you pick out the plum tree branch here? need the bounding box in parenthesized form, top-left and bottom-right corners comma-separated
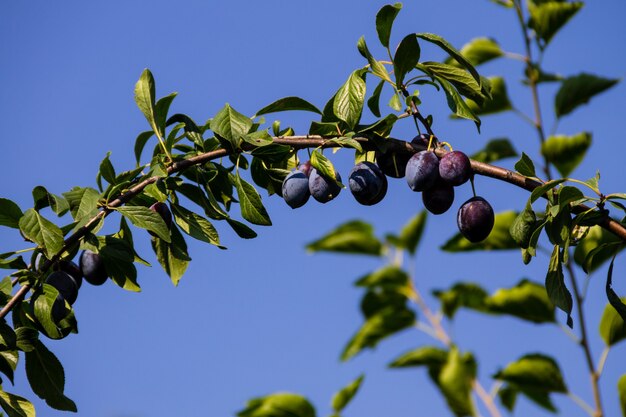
(2, 135, 626, 321)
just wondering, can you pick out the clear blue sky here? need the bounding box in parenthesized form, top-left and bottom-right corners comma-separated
(1, 1, 625, 416)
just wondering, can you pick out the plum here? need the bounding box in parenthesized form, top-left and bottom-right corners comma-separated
(298, 160, 312, 177)
(51, 295, 68, 323)
(457, 196, 494, 242)
(422, 179, 455, 215)
(46, 270, 79, 305)
(375, 151, 411, 178)
(411, 133, 437, 148)
(150, 202, 172, 228)
(439, 151, 472, 186)
(405, 151, 439, 192)
(349, 162, 388, 206)
(309, 169, 342, 203)
(79, 250, 108, 286)
(282, 170, 311, 209)
(58, 260, 83, 290)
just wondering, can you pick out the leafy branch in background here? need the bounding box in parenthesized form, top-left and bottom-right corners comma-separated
(0, 1, 624, 417)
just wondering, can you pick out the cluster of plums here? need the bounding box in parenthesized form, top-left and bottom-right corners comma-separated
(44, 202, 172, 322)
(43, 249, 108, 322)
(282, 135, 495, 243)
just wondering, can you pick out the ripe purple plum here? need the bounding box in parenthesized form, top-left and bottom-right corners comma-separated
(439, 151, 472, 186)
(79, 250, 108, 286)
(45, 271, 79, 305)
(457, 196, 495, 242)
(282, 170, 311, 209)
(150, 202, 173, 228)
(309, 169, 342, 203)
(375, 151, 411, 178)
(405, 151, 440, 192)
(349, 162, 388, 206)
(422, 179, 455, 215)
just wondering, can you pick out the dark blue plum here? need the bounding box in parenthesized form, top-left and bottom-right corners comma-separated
(457, 196, 495, 242)
(405, 151, 440, 192)
(422, 179, 455, 215)
(349, 162, 388, 206)
(46, 270, 79, 305)
(58, 260, 83, 290)
(439, 151, 472, 186)
(309, 169, 342, 203)
(282, 170, 311, 209)
(79, 250, 108, 286)
(51, 295, 68, 323)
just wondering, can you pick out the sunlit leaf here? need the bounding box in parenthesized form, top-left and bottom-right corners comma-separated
(447, 37, 503, 67)
(540, 132, 591, 177)
(555, 73, 619, 117)
(237, 392, 316, 417)
(470, 138, 517, 164)
(333, 70, 367, 130)
(306, 220, 383, 256)
(331, 375, 364, 413)
(376, 3, 402, 48)
(599, 297, 626, 346)
(528, 1, 583, 46)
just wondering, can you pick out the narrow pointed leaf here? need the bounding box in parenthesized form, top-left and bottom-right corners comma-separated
(255, 97, 321, 116)
(438, 348, 476, 417)
(514, 152, 537, 177)
(171, 204, 221, 245)
(367, 80, 385, 117)
(528, 1, 583, 45)
(447, 37, 503, 67)
(237, 392, 316, 417)
(210, 104, 252, 150)
(134, 69, 157, 130)
(398, 211, 427, 255)
(332, 375, 364, 412)
(487, 279, 555, 323)
(546, 246, 573, 327)
(466, 76, 511, 115)
(417, 33, 481, 85)
(233, 175, 272, 226)
(389, 346, 448, 368)
(357, 37, 392, 83)
(436, 76, 480, 130)
(154, 92, 178, 136)
(152, 225, 190, 286)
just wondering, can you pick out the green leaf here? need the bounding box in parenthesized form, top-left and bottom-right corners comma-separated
(324, 137, 363, 153)
(26, 339, 76, 411)
(332, 375, 364, 413)
(389, 346, 448, 368)
(530, 179, 566, 204)
(555, 73, 619, 117)
(419, 62, 484, 105)
(250, 144, 293, 163)
(62, 187, 101, 223)
(306, 220, 383, 256)
(341, 305, 415, 361)
(356, 266, 409, 290)
(388, 93, 403, 112)
(134, 130, 154, 165)
(0, 388, 35, 417)
(494, 353, 567, 393)
(226, 218, 258, 239)
(233, 175, 272, 226)
(0, 199, 23, 229)
(606, 256, 626, 326)
(18, 209, 64, 259)
(237, 392, 316, 417)
(115, 205, 171, 242)
(487, 279, 555, 323)
(152, 225, 191, 286)
(514, 152, 537, 177)
(333, 70, 366, 130)
(367, 80, 385, 118)
(398, 211, 427, 255)
(31, 186, 69, 216)
(357, 37, 392, 83)
(154, 92, 177, 136)
(599, 297, 626, 346)
(376, 3, 402, 48)
(442, 211, 518, 252)
(394, 34, 420, 87)
(510, 205, 537, 248)
(436, 76, 480, 131)
(308, 121, 341, 136)
(466, 76, 511, 115)
(618, 374, 626, 417)
(171, 204, 221, 246)
(416, 33, 481, 85)
(432, 283, 488, 319)
(255, 97, 321, 116)
(438, 348, 476, 417)
(574, 226, 622, 273)
(540, 132, 591, 177)
(134, 68, 157, 132)
(447, 37, 504, 67)
(0, 351, 17, 385)
(545, 245, 573, 327)
(528, 1, 583, 46)
(32, 285, 66, 340)
(310, 150, 340, 186)
(210, 103, 253, 151)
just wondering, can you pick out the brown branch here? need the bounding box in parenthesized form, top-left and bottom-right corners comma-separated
(2, 135, 626, 320)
